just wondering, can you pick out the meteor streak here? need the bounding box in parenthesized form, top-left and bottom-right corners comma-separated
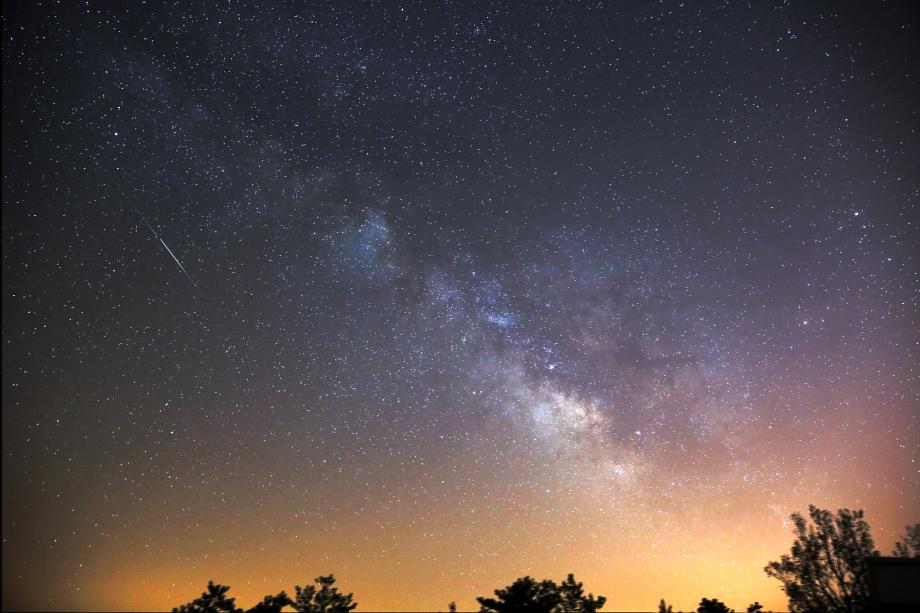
(133, 207, 195, 284)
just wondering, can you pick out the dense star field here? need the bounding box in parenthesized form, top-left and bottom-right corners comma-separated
(2, 1, 918, 611)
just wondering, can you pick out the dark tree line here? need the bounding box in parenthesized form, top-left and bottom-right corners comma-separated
(173, 508, 918, 613)
(173, 575, 355, 613)
(475, 574, 606, 613)
(655, 596, 764, 613)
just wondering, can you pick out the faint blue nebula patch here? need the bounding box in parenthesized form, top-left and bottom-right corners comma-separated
(327, 210, 401, 285)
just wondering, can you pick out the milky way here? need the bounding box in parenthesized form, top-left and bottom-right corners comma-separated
(2, 2, 918, 611)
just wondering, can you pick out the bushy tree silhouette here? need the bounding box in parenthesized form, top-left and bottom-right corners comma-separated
(477, 576, 561, 613)
(172, 581, 242, 613)
(745, 603, 764, 613)
(764, 505, 878, 613)
(246, 592, 292, 613)
(293, 575, 357, 613)
(893, 522, 920, 558)
(477, 575, 605, 613)
(697, 597, 733, 613)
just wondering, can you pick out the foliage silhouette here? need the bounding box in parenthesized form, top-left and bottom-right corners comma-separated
(746, 603, 764, 613)
(246, 592, 292, 613)
(477, 575, 605, 613)
(448, 601, 457, 613)
(893, 522, 920, 558)
(477, 576, 562, 613)
(764, 505, 878, 613)
(697, 597, 733, 613)
(557, 573, 606, 613)
(293, 574, 358, 613)
(657, 598, 674, 613)
(172, 581, 242, 613)
(173, 578, 354, 613)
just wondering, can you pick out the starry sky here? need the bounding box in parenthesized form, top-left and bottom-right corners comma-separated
(2, 1, 918, 611)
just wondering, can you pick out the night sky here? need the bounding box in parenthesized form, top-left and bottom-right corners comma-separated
(2, 1, 919, 611)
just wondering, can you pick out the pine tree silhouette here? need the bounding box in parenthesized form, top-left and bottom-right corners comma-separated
(292, 575, 358, 613)
(476, 576, 562, 613)
(172, 581, 242, 613)
(557, 574, 606, 613)
(246, 592, 292, 613)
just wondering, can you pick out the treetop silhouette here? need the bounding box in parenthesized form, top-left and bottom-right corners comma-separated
(294, 574, 357, 613)
(765, 505, 877, 613)
(173, 575, 356, 613)
(476, 574, 605, 613)
(557, 573, 606, 613)
(696, 597, 734, 613)
(172, 581, 244, 613)
(893, 522, 920, 558)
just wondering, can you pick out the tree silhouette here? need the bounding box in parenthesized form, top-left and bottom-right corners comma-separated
(293, 575, 357, 613)
(746, 603, 764, 613)
(557, 573, 606, 613)
(657, 598, 674, 613)
(764, 505, 878, 613)
(173, 581, 243, 613)
(477, 576, 562, 613)
(246, 592, 293, 613)
(893, 523, 920, 558)
(448, 601, 457, 613)
(172, 583, 291, 613)
(697, 597, 733, 613)
(477, 575, 606, 613)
